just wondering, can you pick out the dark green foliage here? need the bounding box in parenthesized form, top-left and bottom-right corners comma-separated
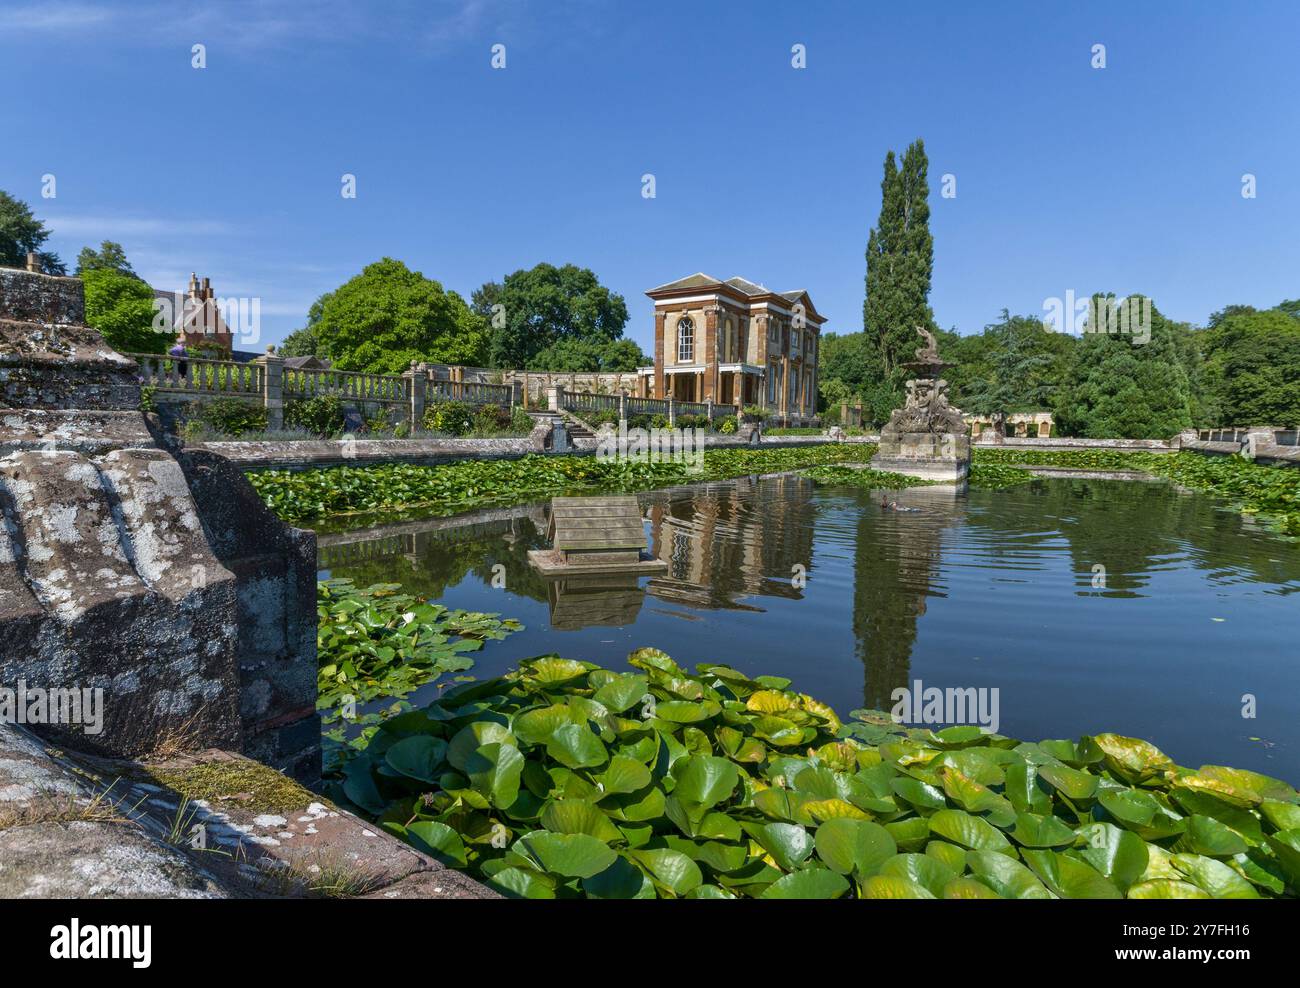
(424, 400, 475, 436)
(75, 240, 138, 279)
(1201, 308, 1300, 426)
(81, 267, 167, 354)
(526, 336, 647, 372)
(279, 325, 322, 358)
(189, 397, 268, 437)
(0, 189, 63, 274)
(1053, 296, 1193, 439)
(310, 258, 488, 373)
(959, 310, 1067, 421)
(285, 392, 344, 436)
(474, 263, 631, 369)
(863, 140, 936, 407)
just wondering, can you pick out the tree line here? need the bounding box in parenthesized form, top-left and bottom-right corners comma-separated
(0, 189, 647, 373)
(825, 140, 1300, 436)
(5, 178, 1296, 433)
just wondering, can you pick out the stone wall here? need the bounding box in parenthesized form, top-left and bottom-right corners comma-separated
(0, 268, 320, 781)
(428, 363, 644, 402)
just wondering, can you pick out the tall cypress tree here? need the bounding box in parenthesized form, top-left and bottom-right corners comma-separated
(863, 140, 936, 420)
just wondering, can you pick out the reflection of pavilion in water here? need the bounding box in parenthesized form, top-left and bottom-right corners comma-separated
(643, 474, 816, 611)
(852, 486, 963, 711)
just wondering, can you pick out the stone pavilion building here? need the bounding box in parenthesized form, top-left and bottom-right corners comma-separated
(638, 273, 825, 425)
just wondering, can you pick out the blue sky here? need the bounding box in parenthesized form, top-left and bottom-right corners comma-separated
(2, 0, 1297, 354)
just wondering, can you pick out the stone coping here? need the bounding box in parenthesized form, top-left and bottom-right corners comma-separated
(192, 432, 1300, 474)
(0, 723, 497, 899)
(975, 436, 1175, 451)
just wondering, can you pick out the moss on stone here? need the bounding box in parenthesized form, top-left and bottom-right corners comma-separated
(150, 758, 323, 814)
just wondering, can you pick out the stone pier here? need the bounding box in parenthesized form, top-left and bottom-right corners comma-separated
(0, 266, 320, 782)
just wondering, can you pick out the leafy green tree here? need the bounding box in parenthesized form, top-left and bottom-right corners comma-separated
(82, 267, 167, 354)
(279, 294, 333, 357)
(473, 262, 629, 369)
(526, 336, 646, 372)
(278, 325, 321, 358)
(76, 240, 139, 279)
(0, 189, 64, 274)
(863, 139, 936, 407)
(1201, 308, 1300, 425)
(818, 332, 874, 396)
(310, 258, 488, 374)
(1053, 295, 1193, 438)
(963, 310, 1057, 429)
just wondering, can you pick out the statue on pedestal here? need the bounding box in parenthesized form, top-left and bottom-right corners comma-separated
(873, 326, 972, 483)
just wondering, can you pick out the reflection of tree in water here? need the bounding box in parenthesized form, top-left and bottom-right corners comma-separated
(644, 474, 817, 611)
(319, 514, 551, 604)
(852, 492, 957, 710)
(966, 478, 1300, 596)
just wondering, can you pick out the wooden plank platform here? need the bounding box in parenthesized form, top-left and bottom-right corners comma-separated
(530, 494, 666, 576)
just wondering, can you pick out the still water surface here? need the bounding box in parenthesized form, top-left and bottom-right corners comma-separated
(319, 474, 1299, 781)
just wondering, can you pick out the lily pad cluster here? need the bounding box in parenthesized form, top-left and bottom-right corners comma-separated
(249, 445, 880, 526)
(328, 649, 1300, 899)
(316, 579, 520, 729)
(974, 448, 1300, 535)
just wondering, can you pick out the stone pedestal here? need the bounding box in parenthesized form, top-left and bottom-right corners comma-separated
(873, 431, 971, 482)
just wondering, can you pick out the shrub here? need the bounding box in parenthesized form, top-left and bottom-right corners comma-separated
(473, 403, 511, 433)
(511, 406, 537, 433)
(719, 417, 737, 435)
(424, 400, 475, 436)
(285, 393, 345, 437)
(189, 396, 268, 437)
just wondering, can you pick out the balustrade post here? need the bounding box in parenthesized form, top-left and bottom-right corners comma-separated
(405, 361, 426, 432)
(547, 385, 562, 412)
(255, 345, 284, 430)
(667, 396, 676, 427)
(618, 390, 628, 429)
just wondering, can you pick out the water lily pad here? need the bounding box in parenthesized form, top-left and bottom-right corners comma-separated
(1012, 812, 1077, 848)
(929, 809, 1012, 852)
(405, 820, 467, 867)
(760, 867, 850, 899)
(465, 742, 523, 809)
(859, 874, 935, 899)
(522, 831, 617, 878)
(966, 849, 1053, 899)
(383, 735, 447, 783)
(1021, 849, 1121, 899)
(814, 818, 896, 877)
(671, 755, 740, 809)
(545, 723, 608, 769)
(629, 848, 702, 895)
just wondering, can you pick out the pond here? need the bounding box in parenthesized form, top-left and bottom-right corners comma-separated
(318, 473, 1300, 781)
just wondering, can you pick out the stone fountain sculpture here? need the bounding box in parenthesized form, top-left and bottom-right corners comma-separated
(871, 326, 971, 482)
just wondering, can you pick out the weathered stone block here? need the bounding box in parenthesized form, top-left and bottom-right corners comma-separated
(0, 268, 319, 781)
